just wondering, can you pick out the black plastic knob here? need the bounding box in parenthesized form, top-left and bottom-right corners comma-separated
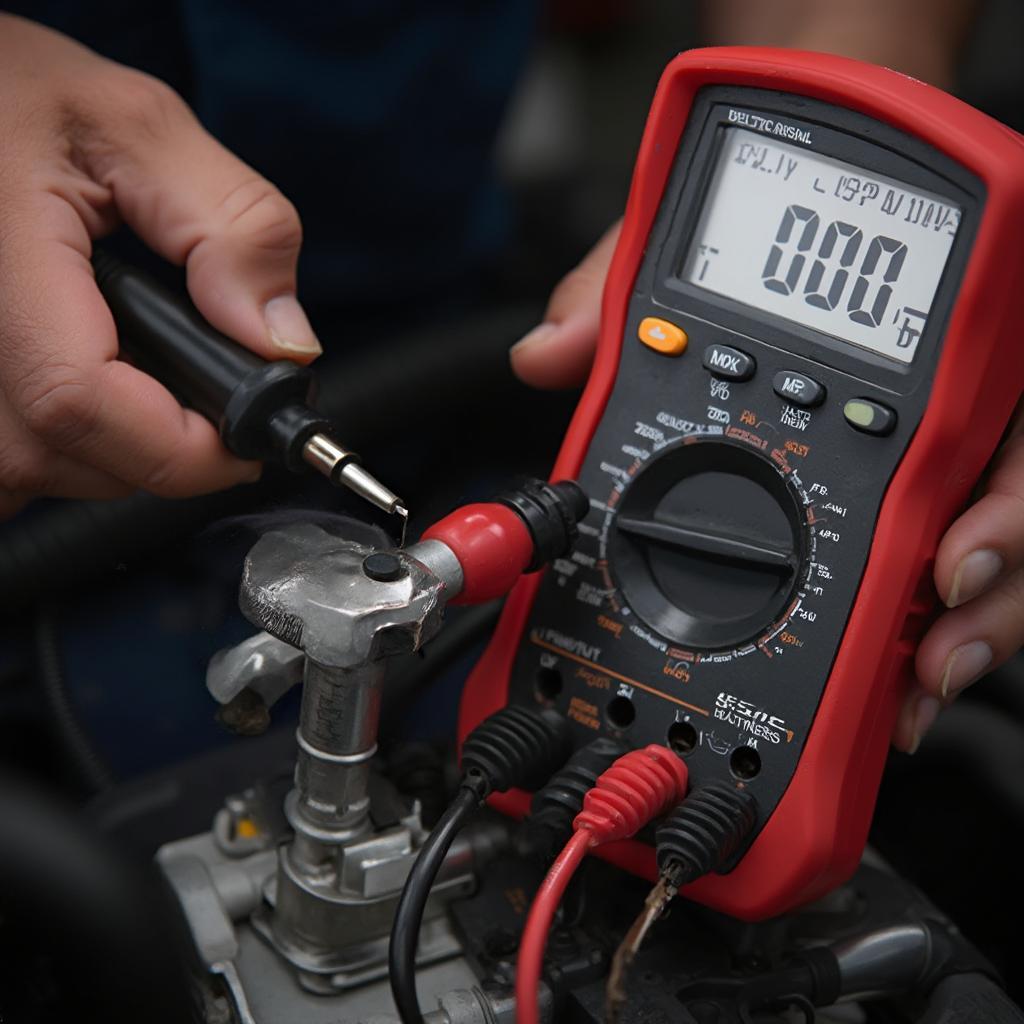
(609, 438, 806, 650)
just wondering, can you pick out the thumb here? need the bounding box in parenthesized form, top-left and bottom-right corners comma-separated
(510, 220, 621, 389)
(88, 72, 320, 362)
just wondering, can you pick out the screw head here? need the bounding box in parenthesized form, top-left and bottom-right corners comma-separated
(361, 552, 406, 582)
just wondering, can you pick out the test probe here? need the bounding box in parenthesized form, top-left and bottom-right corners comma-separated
(91, 249, 406, 524)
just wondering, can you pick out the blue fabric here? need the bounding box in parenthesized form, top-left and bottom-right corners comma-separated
(9, 1, 535, 317)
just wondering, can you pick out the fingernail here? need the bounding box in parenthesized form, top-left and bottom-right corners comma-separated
(510, 322, 557, 356)
(264, 295, 322, 355)
(947, 549, 1002, 607)
(908, 695, 941, 754)
(244, 464, 263, 483)
(939, 640, 993, 700)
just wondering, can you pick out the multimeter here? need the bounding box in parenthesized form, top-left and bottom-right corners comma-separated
(458, 48, 1024, 919)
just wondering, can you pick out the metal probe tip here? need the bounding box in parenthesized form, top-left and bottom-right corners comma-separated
(394, 505, 409, 548)
(302, 433, 405, 516)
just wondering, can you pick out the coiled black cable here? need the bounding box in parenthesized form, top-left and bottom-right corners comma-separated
(388, 705, 570, 1024)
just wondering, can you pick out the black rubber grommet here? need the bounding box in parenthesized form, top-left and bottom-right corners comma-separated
(362, 552, 407, 582)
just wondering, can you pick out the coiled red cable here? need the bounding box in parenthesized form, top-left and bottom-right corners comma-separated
(514, 744, 688, 1024)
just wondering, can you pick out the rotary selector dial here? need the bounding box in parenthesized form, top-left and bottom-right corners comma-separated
(608, 438, 809, 650)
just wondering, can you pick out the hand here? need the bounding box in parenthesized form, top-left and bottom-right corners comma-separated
(0, 15, 321, 518)
(511, 223, 1024, 752)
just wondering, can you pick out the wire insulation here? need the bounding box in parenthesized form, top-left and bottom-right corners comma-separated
(514, 829, 592, 1024)
(605, 783, 759, 1021)
(515, 745, 688, 1024)
(390, 705, 570, 1024)
(389, 785, 478, 1024)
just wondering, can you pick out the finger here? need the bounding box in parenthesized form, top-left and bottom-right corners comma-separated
(892, 686, 942, 754)
(0, 190, 262, 496)
(0, 401, 132, 501)
(510, 221, 622, 389)
(895, 412, 1024, 753)
(84, 70, 320, 361)
(915, 568, 1024, 701)
(934, 417, 1024, 608)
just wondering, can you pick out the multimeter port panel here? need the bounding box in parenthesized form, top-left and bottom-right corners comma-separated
(505, 87, 982, 845)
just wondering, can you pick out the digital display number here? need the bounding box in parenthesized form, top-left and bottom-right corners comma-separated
(681, 127, 962, 363)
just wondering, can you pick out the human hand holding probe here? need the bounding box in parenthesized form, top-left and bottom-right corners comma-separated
(0, 15, 400, 525)
(91, 250, 406, 526)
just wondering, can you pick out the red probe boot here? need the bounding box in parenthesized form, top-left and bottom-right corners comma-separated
(420, 479, 588, 604)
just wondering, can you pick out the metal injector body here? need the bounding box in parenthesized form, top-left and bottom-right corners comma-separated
(91, 249, 405, 519)
(199, 479, 587, 992)
(233, 524, 465, 984)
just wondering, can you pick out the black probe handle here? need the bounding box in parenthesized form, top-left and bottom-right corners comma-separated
(91, 249, 329, 471)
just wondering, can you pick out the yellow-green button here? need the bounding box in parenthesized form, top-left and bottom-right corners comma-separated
(638, 316, 687, 356)
(844, 399, 896, 436)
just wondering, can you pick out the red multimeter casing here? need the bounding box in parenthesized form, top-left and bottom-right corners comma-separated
(458, 48, 1024, 919)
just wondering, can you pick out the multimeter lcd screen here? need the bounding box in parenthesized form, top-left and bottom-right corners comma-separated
(681, 127, 962, 363)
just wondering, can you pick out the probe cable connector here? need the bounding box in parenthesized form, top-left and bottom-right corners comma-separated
(388, 706, 571, 1024)
(605, 782, 758, 1024)
(514, 745, 689, 1024)
(523, 737, 627, 861)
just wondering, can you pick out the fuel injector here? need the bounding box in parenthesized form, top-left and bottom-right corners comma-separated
(388, 477, 589, 1024)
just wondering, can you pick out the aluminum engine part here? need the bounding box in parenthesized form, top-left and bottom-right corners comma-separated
(188, 523, 472, 992)
(158, 787, 510, 1021)
(365, 985, 552, 1024)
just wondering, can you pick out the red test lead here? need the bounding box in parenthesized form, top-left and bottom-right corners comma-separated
(514, 744, 689, 1024)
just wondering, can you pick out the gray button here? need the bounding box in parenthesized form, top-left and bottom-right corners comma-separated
(773, 371, 825, 408)
(702, 344, 755, 380)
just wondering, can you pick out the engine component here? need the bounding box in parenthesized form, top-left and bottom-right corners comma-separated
(232, 522, 466, 989)
(159, 478, 588, 1008)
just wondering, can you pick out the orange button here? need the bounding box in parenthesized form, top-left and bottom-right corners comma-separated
(638, 316, 687, 356)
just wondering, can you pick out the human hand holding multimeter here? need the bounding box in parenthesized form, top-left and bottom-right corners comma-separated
(483, 47, 1024, 920)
